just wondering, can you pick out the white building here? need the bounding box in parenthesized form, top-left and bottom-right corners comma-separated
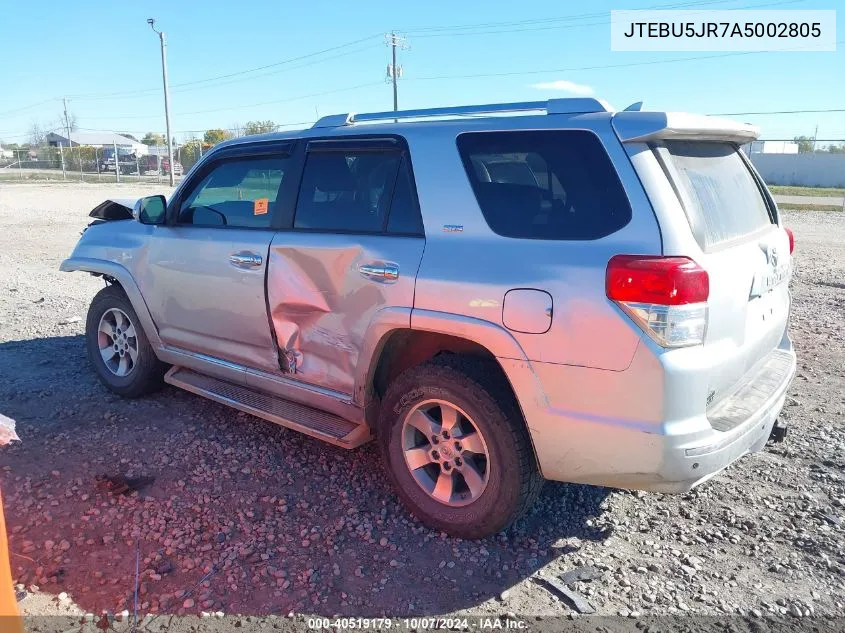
(45, 132, 148, 155)
(747, 141, 799, 155)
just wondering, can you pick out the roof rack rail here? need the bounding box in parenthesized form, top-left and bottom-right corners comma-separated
(311, 98, 613, 129)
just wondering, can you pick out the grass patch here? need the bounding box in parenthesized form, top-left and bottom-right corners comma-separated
(778, 203, 843, 212)
(769, 185, 845, 198)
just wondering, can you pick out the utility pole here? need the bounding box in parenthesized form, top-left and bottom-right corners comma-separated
(385, 32, 408, 114)
(148, 18, 175, 186)
(63, 97, 72, 147)
(62, 98, 74, 180)
(63, 97, 83, 181)
(812, 124, 818, 152)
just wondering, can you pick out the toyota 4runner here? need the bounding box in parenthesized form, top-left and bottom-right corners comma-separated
(62, 98, 796, 538)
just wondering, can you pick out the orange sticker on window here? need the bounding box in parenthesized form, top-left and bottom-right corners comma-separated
(254, 198, 269, 215)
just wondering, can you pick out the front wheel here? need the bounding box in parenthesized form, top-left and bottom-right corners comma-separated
(379, 356, 542, 539)
(85, 285, 166, 398)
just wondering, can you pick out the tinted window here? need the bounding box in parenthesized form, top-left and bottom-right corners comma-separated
(386, 156, 423, 235)
(294, 150, 401, 232)
(179, 156, 287, 228)
(457, 131, 632, 240)
(662, 141, 773, 249)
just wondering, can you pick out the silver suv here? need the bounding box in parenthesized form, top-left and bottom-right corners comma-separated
(62, 98, 796, 538)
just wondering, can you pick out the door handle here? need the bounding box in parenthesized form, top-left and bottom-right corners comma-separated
(358, 263, 399, 282)
(229, 252, 263, 268)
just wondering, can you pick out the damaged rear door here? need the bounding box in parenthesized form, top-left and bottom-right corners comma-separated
(266, 137, 425, 395)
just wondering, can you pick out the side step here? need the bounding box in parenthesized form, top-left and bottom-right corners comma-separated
(165, 367, 371, 449)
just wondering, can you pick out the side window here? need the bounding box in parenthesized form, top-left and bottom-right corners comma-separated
(178, 156, 287, 228)
(457, 131, 632, 240)
(386, 156, 423, 235)
(294, 149, 401, 232)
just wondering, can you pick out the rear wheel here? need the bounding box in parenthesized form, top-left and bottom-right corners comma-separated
(85, 285, 166, 398)
(379, 355, 542, 539)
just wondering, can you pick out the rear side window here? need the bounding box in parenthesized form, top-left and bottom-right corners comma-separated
(457, 130, 632, 240)
(295, 150, 399, 232)
(660, 141, 773, 249)
(179, 156, 287, 228)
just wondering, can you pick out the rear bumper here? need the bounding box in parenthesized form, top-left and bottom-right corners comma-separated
(501, 336, 796, 493)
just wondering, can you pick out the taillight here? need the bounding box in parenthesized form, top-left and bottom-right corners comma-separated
(606, 255, 709, 348)
(784, 227, 795, 254)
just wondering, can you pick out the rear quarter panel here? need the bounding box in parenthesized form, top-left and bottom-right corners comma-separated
(405, 115, 662, 371)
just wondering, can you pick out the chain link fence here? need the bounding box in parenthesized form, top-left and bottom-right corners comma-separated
(0, 144, 200, 183)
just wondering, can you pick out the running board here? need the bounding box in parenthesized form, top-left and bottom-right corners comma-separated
(164, 367, 371, 449)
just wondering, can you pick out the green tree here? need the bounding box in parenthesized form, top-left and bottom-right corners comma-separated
(243, 120, 276, 135)
(793, 135, 815, 153)
(825, 143, 845, 153)
(179, 138, 204, 170)
(141, 132, 165, 146)
(204, 128, 233, 145)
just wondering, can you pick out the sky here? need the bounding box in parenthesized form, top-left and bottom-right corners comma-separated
(0, 0, 842, 146)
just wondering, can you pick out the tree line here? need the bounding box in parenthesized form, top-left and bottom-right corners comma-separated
(1, 120, 282, 152)
(793, 136, 845, 153)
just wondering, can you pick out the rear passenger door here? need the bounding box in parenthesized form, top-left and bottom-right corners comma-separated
(138, 142, 297, 374)
(266, 137, 425, 396)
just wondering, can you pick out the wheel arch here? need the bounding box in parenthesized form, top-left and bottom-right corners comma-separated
(356, 308, 543, 448)
(61, 257, 162, 349)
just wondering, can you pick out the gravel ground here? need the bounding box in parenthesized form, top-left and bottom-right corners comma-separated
(0, 183, 843, 628)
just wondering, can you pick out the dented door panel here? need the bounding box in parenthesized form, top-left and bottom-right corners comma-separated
(267, 232, 424, 395)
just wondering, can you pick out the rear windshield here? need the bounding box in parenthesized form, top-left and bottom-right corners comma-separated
(661, 141, 773, 249)
(457, 130, 632, 240)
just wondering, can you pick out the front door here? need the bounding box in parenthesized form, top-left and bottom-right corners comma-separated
(138, 143, 297, 373)
(266, 138, 425, 395)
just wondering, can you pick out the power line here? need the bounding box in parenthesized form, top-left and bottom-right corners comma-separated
(65, 34, 383, 102)
(0, 1, 800, 113)
(74, 81, 384, 121)
(0, 99, 59, 118)
(77, 43, 383, 102)
(714, 108, 845, 116)
(408, 38, 845, 82)
(405, 0, 740, 33)
(407, 0, 804, 37)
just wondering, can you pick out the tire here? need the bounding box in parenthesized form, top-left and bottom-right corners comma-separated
(85, 285, 166, 398)
(378, 355, 543, 539)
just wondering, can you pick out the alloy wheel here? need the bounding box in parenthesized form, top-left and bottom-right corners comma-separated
(401, 399, 490, 507)
(96, 308, 139, 377)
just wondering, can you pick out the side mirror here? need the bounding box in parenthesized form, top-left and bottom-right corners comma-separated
(133, 195, 167, 225)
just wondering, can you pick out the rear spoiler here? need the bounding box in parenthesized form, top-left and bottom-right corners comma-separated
(612, 111, 760, 145)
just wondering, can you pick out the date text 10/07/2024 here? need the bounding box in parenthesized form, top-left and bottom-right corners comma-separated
(306, 617, 529, 630)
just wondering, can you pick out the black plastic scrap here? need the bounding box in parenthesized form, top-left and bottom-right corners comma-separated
(531, 565, 603, 615)
(94, 474, 155, 496)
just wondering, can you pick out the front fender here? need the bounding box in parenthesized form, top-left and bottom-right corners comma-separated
(60, 256, 162, 349)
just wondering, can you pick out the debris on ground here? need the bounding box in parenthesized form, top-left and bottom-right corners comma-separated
(559, 565, 603, 586)
(94, 474, 154, 496)
(531, 576, 596, 614)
